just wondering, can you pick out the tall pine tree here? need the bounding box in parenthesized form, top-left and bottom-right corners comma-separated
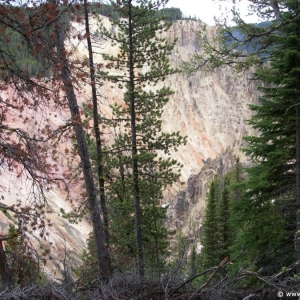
(230, 1, 300, 273)
(199, 159, 243, 274)
(98, 0, 186, 276)
(200, 176, 221, 270)
(217, 174, 232, 261)
(190, 0, 300, 275)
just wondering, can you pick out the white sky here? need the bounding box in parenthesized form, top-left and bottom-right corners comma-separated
(165, 0, 260, 25)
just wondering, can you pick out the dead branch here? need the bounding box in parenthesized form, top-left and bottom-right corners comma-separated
(188, 256, 228, 300)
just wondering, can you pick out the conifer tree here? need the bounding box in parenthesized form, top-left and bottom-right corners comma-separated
(189, 244, 197, 276)
(99, 0, 186, 276)
(82, 0, 110, 254)
(199, 160, 243, 274)
(187, 0, 300, 275)
(217, 174, 232, 261)
(200, 176, 220, 270)
(51, 1, 111, 281)
(228, 1, 300, 272)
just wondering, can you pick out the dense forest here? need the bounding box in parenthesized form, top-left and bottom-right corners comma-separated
(0, 0, 299, 299)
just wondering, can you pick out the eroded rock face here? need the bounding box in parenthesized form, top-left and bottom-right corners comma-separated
(160, 21, 258, 208)
(163, 54, 258, 182)
(165, 150, 250, 243)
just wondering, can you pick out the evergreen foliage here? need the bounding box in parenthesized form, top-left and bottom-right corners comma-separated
(0, 28, 49, 78)
(4, 0, 300, 296)
(185, 0, 300, 280)
(189, 244, 197, 276)
(229, 1, 300, 274)
(200, 176, 221, 270)
(77, 2, 183, 21)
(197, 159, 244, 281)
(0, 5, 65, 79)
(155, 7, 183, 21)
(217, 174, 232, 261)
(74, 232, 98, 287)
(91, 0, 186, 276)
(174, 227, 189, 269)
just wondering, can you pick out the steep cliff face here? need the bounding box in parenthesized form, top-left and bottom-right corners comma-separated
(0, 18, 258, 273)
(165, 150, 250, 248)
(163, 21, 258, 180)
(162, 20, 258, 238)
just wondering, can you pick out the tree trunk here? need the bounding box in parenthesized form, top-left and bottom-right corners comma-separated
(269, 0, 281, 19)
(128, 0, 145, 278)
(83, 0, 110, 255)
(53, 10, 110, 281)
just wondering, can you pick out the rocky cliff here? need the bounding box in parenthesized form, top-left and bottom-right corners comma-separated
(163, 21, 258, 180)
(160, 20, 259, 239)
(165, 149, 250, 250)
(0, 18, 259, 275)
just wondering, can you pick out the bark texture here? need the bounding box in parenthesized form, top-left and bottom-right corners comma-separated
(53, 11, 110, 281)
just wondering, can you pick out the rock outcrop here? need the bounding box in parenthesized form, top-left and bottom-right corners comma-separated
(165, 149, 250, 246)
(160, 20, 259, 238)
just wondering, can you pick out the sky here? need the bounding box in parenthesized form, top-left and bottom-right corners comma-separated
(165, 0, 260, 25)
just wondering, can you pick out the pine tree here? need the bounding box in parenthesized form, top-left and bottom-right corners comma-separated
(187, 0, 300, 275)
(51, 1, 111, 281)
(74, 231, 98, 287)
(229, 1, 300, 273)
(98, 0, 186, 276)
(82, 0, 110, 255)
(200, 176, 220, 270)
(217, 174, 232, 261)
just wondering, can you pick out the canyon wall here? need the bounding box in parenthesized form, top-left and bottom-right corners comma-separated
(160, 20, 259, 238)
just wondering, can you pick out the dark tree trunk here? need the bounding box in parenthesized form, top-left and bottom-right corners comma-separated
(270, 0, 281, 19)
(83, 0, 110, 255)
(53, 11, 110, 281)
(128, 0, 144, 278)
